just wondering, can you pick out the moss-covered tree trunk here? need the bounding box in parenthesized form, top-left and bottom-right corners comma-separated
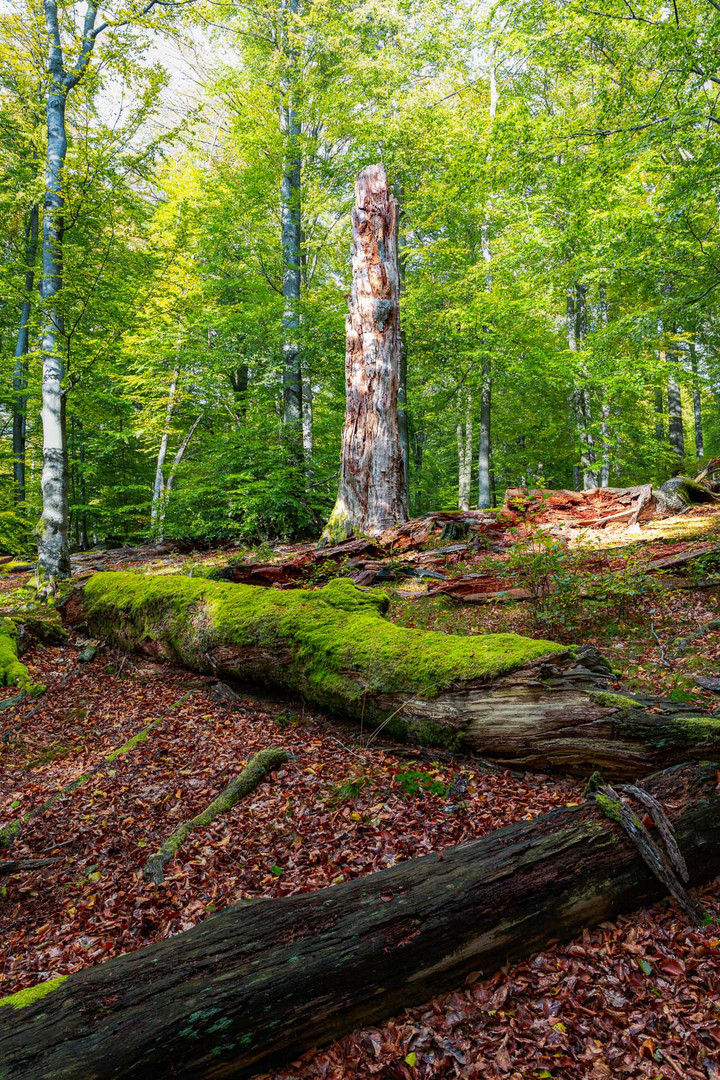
(60, 573, 720, 778)
(1, 763, 718, 1080)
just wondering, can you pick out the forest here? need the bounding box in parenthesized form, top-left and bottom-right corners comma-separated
(1, 0, 720, 1078)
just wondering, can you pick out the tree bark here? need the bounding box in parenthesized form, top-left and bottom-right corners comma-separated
(477, 73, 496, 510)
(568, 285, 598, 490)
(60, 573, 720, 778)
(1, 761, 718, 1080)
(38, 42, 71, 580)
(322, 164, 409, 541)
(598, 284, 611, 487)
(456, 391, 472, 511)
(666, 329, 685, 469)
(37, 0, 103, 580)
(13, 203, 39, 506)
(151, 365, 180, 532)
(279, 0, 303, 461)
(690, 341, 704, 460)
(477, 374, 491, 508)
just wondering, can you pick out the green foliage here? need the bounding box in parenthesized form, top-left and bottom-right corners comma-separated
(1, 0, 719, 546)
(501, 530, 658, 632)
(394, 769, 449, 799)
(328, 772, 373, 804)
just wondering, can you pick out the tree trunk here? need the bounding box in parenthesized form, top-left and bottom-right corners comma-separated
(654, 384, 665, 442)
(13, 203, 39, 506)
(477, 75, 496, 510)
(456, 391, 472, 511)
(280, 0, 303, 461)
(1, 761, 718, 1080)
(568, 285, 598, 490)
(322, 165, 409, 541)
(598, 285, 611, 487)
(155, 413, 203, 540)
(150, 366, 180, 532)
(60, 573, 720, 778)
(301, 364, 313, 464)
(397, 187, 410, 500)
(229, 364, 249, 421)
(690, 341, 704, 460)
(666, 329, 685, 469)
(38, 63, 71, 580)
(37, 0, 102, 579)
(478, 373, 492, 508)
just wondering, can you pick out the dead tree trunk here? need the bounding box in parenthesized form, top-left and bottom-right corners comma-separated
(322, 164, 408, 542)
(1, 762, 718, 1080)
(59, 573, 720, 778)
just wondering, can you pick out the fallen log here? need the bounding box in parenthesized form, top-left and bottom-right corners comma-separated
(0, 761, 718, 1080)
(0, 857, 61, 877)
(58, 572, 720, 778)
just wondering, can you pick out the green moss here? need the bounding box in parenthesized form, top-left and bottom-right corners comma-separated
(0, 975, 67, 1010)
(594, 791, 623, 823)
(83, 573, 563, 728)
(588, 691, 642, 710)
(0, 618, 40, 692)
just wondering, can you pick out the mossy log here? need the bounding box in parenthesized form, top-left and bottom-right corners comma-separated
(0, 762, 718, 1080)
(143, 748, 290, 883)
(0, 618, 36, 693)
(59, 572, 720, 778)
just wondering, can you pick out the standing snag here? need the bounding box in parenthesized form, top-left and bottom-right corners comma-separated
(322, 164, 408, 542)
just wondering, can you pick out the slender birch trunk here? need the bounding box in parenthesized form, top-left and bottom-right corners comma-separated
(598, 284, 610, 488)
(654, 384, 665, 442)
(478, 377, 492, 507)
(666, 327, 685, 469)
(38, 37, 71, 579)
(155, 414, 203, 539)
(13, 203, 39, 506)
(151, 366, 179, 531)
(37, 0, 103, 579)
(457, 392, 473, 511)
(690, 341, 704, 460)
(322, 165, 408, 541)
(396, 187, 410, 500)
(477, 68, 497, 510)
(301, 366, 313, 463)
(568, 284, 598, 490)
(279, 0, 303, 460)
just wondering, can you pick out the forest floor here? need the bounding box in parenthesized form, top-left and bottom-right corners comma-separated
(1, 507, 720, 1079)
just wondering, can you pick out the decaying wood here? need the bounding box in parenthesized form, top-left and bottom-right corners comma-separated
(1, 762, 718, 1080)
(0, 857, 61, 877)
(143, 748, 290, 884)
(60, 574, 720, 779)
(591, 780, 704, 924)
(322, 164, 408, 541)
